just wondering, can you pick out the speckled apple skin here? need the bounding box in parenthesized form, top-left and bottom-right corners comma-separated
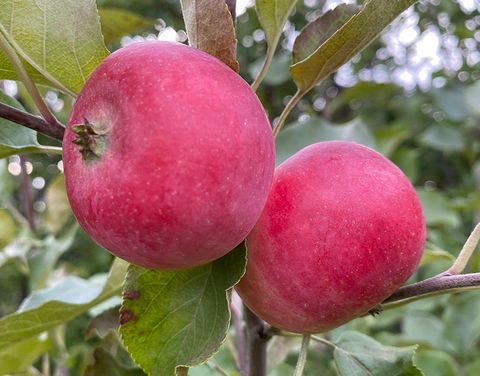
(236, 141, 425, 333)
(63, 41, 275, 270)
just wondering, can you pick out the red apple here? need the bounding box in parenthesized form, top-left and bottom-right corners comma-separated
(236, 141, 425, 333)
(63, 41, 275, 270)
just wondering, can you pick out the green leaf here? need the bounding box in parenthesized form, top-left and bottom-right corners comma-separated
(180, 0, 239, 71)
(0, 51, 52, 87)
(414, 350, 457, 376)
(120, 244, 247, 375)
(442, 292, 480, 358)
(0, 258, 29, 316)
(44, 174, 72, 234)
(0, 159, 15, 200)
(248, 53, 291, 86)
(0, 0, 109, 95)
(419, 125, 465, 152)
(28, 225, 78, 290)
(0, 208, 16, 248)
(392, 148, 419, 182)
(465, 81, 480, 117)
(255, 0, 298, 50)
(417, 189, 461, 228)
(290, 0, 416, 93)
(402, 312, 444, 348)
(292, 4, 360, 64)
(419, 248, 454, 267)
(99, 7, 153, 45)
(0, 92, 39, 158)
(333, 331, 423, 376)
(0, 335, 50, 375)
(373, 122, 411, 157)
(0, 258, 128, 351)
(276, 117, 375, 165)
(85, 347, 146, 376)
(433, 87, 469, 122)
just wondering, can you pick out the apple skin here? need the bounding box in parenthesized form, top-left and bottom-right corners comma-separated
(236, 141, 425, 333)
(62, 41, 274, 270)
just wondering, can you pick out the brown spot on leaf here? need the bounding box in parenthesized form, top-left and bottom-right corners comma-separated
(119, 309, 137, 325)
(123, 290, 141, 300)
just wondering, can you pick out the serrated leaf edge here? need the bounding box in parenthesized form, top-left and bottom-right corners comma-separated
(119, 244, 247, 376)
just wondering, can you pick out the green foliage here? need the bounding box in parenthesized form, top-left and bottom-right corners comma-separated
(0, 0, 479, 374)
(120, 244, 246, 375)
(290, 0, 417, 93)
(0, 335, 50, 375)
(43, 174, 72, 234)
(98, 7, 154, 46)
(0, 0, 109, 95)
(292, 4, 360, 63)
(0, 258, 127, 351)
(276, 117, 375, 164)
(255, 0, 298, 49)
(0, 91, 40, 158)
(333, 331, 422, 376)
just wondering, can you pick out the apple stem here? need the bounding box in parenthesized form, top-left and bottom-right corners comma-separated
(446, 222, 480, 275)
(272, 90, 303, 138)
(0, 29, 65, 139)
(245, 306, 271, 376)
(0, 101, 65, 141)
(294, 334, 311, 376)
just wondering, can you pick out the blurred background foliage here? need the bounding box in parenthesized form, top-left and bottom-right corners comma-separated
(0, 0, 479, 375)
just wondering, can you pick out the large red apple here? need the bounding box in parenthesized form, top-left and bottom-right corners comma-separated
(63, 41, 274, 270)
(236, 141, 425, 333)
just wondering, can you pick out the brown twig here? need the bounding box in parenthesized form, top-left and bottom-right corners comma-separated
(0, 102, 64, 141)
(231, 292, 248, 376)
(245, 306, 272, 376)
(384, 272, 480, 304)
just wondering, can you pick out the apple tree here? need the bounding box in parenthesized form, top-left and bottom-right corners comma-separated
(0, 0, 479, 375)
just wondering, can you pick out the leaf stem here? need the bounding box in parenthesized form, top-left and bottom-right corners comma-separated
(0, 31, 65, 139)
(207, 361, 230, 376)
(310, 335, 337, 350)
(250, 1, 297, 91)
(35, 145, 63, 155)
(0, 102, 65, 140)
(251, 46, 275, 92)
(4, 200, 30, 228)
(272, 90, 303, 138)
(446, 222, 480, 275)
(294, 334, 311, 376)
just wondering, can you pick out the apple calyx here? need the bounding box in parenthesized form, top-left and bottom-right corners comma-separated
(72, 119, 108, 163)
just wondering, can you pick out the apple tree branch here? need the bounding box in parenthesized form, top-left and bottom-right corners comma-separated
(0, 101, 64, 141)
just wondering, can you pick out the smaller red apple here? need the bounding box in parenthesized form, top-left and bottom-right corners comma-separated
(236, 141, 426, 333)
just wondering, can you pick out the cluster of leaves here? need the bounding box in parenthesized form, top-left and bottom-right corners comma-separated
(0, 0, 479, 375)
